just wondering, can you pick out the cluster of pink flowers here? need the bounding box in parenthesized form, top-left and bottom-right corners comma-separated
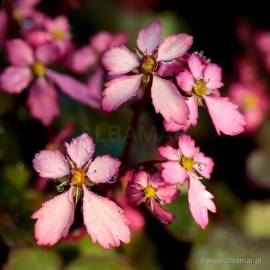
(0, 1, 249, 249)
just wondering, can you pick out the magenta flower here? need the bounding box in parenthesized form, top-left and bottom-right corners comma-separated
(102, 20, 193, 126)
(127, 171, 179, 224)
(159, 134, 216, 228)
(174, 53, 246, 135)
(32, 133, 130, 248)
(229, 81, 270, 132)
(0, 39, 99, 125)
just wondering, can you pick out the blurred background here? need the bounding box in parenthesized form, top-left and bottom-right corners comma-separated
(1, 0, 270, 269)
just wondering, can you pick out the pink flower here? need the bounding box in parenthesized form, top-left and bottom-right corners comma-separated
(127, 171, 179, 224)
(102, 20, 193, 126)
(32, 133, 130, 248)
(0, 39, 99, 125)
(159, 134, 216, 228)
(174, 53, 246, 135)
(229, 81, 270, 132)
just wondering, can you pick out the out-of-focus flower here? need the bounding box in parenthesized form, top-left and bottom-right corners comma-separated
(255, 31, 270, 72)
(229, 81, 270, 132)
(0, 9, 8, 48)
(0, 39, 99, 125)
(32, 133, 130, 248)
(11, 0, 41, 22)
(127, 171, 179, 224)
(174, 53, 246, 135)
(159, 134, 216, 228)
(102, 20, 192, 127)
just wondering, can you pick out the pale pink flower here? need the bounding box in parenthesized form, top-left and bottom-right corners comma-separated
(102, 20, 193, 126)
(229, 81, 270, 132)
(0, 39, 99, 125)
(159, 134, 216, 228)
(174, 53, 246, 135)
(127, 171, 179, 224)
(32, 133, 130, 248)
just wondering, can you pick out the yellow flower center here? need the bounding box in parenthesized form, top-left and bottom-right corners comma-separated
(71, 168, 85, 187)
(243, 94, 258, 109)
(144, 186, 156, 199)
(181, 156, 195, 171)
(12, 9, 24, 21)
(31, 62, 46, 77)
(193, 79, 207, 96)
(141, 56, 156, 73)
(53, 30, 64, 41)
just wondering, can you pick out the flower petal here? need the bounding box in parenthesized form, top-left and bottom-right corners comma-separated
(65, 133, 95, 167)
(158, 145, 179, 161)
(33, 149, 69, 178)
(156, 184, 179, 204)
(194, 152, 214, 179)
(36, 42, 60, 65)
(157, 34, 193, 62)
(151, 76, 189, 125)
(137, 20, 163, 55)
(87, 155, 121, 183)
(82, 186, 130, 249)
(204, 63, 224, 90)
(188, 174, 216, 229)
(176, 69, 194, 93)
(102, 74, 142, 112)
(6, 39, 34, 66)
(0, 66, 32, 93)
(32, 190, 75, 246)
(188, 53, 205, 79)
(161, 161, 187, 185)
(102, 46, 139, 75)
(27, 78, 59, 126)
(204, 95, 246, 135)
(178, 134, 199, 158)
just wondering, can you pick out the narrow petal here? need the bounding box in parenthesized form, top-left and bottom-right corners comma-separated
(158, 145, 179, 161)
(87, 155, 121, 183)
(82, 187, 130, 249)
(36, 42, 60, 65)
(157, 34, 193, 62)
(27, 78, 59, 126)
(65, 133, 95, 167)
(32, 191, 75, 246)
(102, 46, 139, 75)
(102, 75, 142, 112)
(178, 134, 199, 158)
(47, 69, 100, 109)
(0, 66, 32, 93)
(146, 199, 175, 224)
(133, 171, 148, 189)
(204, 63, 224, 90)
(87, 68, 103, 105)
(194, 152, 214, 179)
(188, 53, 205, 79)
(204, 95, 246, 135)
(137, 20, 163, 55)
(33, 149, 69, 178)
(188, 174, 216, 229)
(176, 69, 195, 93)
(6, 39, 34, 66)
(151, 76, 189, 125)
(161, 161, 187, 185)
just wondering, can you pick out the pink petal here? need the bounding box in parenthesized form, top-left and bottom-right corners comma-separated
(65, 133, 95, 168)
(87, 155, 120, 183)
(47, 69, 100, 109)
(176, 69, 195, 93)
(90, 32, 115, 54)
(26, 30, 52, 47)
(87, 68, 103, 104)
(161, 161, 187, 185)
(123, 204, 145, 231)
(157, 34, 193, 62)
(178, 134, 199, 158)
(32, 190, 75, 246)
(158, 145, 179, 161)
(186, 96, 199, 127)
(102, 46, 139, 75)
(188, 174, 216, 229)
(33, 149, 69, 178)
(188, 53, 204, 79)
(6, 39, 34, 66)
(146, 199, 175, 224)
(156, 184, 179, 203)
(137, 20, 163, 55)
(204, 63, 224, 90)
(0, 9, 8, 48)
(102, 74, 142, 112)
(82, 186, 130, 249)
(133, 171, 148, 189)
(0, 66, 32, 93)
(151, 76, 189, 125)
(194, 152, 214, 179)
(36, 42, 60, 65)
(126, 181, 144, 206)
(27, 78, 59, 126)
(204, 95, 246, 135)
